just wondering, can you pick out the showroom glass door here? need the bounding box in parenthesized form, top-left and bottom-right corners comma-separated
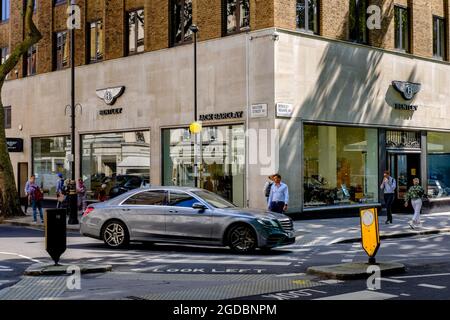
(387, 153, 421, 213)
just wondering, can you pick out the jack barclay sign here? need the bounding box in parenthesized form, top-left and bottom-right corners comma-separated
(199, 111, 244, 121)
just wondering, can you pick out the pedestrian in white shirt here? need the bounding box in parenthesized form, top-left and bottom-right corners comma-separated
(268, 174, 289, 213)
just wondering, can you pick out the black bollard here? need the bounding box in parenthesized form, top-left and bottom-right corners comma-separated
(45, 209, 67, 266)
(67, 180, 79, 225)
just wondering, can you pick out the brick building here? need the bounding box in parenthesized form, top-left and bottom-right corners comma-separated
(3, 0, 450, 216)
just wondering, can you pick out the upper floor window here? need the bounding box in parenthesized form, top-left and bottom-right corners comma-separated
(1, 0, 10, 21)
(3, 106, 11, 129)
(127, 9, 144, 55)
(224, 0, 250, 35)
(54, 0, 65, 5)
(296, 0, 319, 34)
(54, 31, 69, 70)
(170, 0, 193, 46)
(433, 16, 446, 60)
(88, 20, 103, 63)
(349, 0, 367, 44)
(1, 47, 9, 80)
(24, 44, 37, 76)
(394, 6, 409, 52)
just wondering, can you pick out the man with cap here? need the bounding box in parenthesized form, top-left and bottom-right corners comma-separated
(56, 173, 65, 208)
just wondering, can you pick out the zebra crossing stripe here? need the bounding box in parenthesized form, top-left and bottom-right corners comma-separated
(418, 284, 446, 290)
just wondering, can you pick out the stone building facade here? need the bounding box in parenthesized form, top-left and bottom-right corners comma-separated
(2, 0, 450, 216)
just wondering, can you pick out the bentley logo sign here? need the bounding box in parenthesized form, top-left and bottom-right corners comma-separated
(392, 81, 421, 101)
(96, 86, 125, 105)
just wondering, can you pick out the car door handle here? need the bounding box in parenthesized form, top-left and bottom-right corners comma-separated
(169, 210, 178, 213)
(122, 208, 131, 212)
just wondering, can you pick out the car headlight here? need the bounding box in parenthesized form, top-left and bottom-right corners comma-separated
(257, 218, 279, 228)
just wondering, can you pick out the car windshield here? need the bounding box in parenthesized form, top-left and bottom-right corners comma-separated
(192, 190, 237, 209)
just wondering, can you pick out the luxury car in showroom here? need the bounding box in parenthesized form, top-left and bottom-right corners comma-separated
(80, 187, 295, 253)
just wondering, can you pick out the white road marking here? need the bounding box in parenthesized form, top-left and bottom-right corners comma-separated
(392, 273, 450, 279)
(315, 290, 398, 300)
(400, 293, 410, 297)
(142, 258, 291, 266)
(275, 273, 306, 277)
(380, 278, 405, 283)
(341, 259, 353, 263)
(131, 265, 168, 272)
(0, 252, 41, 263)
(0, 269, 13, 272)
(320, 280, 344, 284)
(418, 284, 446, 290)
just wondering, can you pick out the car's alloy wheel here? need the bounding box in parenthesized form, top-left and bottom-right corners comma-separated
(229, 225, 257, 253)
(102, 221, 129, 248)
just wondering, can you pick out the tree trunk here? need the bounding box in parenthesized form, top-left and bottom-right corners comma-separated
(0, 0, 42, 218)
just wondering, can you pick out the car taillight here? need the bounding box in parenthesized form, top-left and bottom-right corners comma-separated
(83, 207, 94, 217)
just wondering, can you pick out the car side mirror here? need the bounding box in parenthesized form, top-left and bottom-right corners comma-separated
(192, 203, 207, 211)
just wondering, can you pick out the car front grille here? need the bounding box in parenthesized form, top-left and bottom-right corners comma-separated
(278, 219, 294, 232)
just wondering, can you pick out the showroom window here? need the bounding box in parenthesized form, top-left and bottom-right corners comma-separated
(32, 136, 72, 197)
(427, 132, 450, 199)
(162, 125, 245, 206)
(81, 131, 150, 201)
(303, 124, 378, 208)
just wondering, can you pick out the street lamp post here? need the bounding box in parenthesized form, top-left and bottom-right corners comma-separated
(190, 25, 201, 189)
(68, 0, 78, 224)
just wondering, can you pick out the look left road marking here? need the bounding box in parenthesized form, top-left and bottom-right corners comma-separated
(0, 252, 42, 263)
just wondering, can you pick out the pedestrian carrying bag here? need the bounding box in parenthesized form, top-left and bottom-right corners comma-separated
(34, 187, 44, 201)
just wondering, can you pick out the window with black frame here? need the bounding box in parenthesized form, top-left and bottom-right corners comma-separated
(394, 5, 409, 52)
(170, 0, 193, 46)
(433, 16, 446, 60)
(24, 44, 37, 76)
(223, 0, 250, 35)
(349, 0, 367, 44)
(296, 0, 319, 34)
(54, 31, 69, 70)
(3, 106, 11, 129)
(127, 9, 145, 55)
(1, 0, 10, 21)
(88, 20, 103, 63)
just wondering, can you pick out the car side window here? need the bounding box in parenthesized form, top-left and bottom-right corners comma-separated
(122, 190, 168, 206)
(169, 191, 197, 208)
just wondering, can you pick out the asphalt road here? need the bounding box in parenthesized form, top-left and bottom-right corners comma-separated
(1, 224, 450, 300)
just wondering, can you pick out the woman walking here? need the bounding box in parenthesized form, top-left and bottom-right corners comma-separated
(404, 178, 425, 229)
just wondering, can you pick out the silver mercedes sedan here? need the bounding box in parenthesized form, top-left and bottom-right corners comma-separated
(80, 187, 295, 253)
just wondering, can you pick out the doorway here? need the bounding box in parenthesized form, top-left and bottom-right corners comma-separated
(387, 153, 420, 213)
(18, 162, 29, 208)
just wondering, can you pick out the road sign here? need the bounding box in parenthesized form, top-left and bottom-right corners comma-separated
(360, 207, 380, 264)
